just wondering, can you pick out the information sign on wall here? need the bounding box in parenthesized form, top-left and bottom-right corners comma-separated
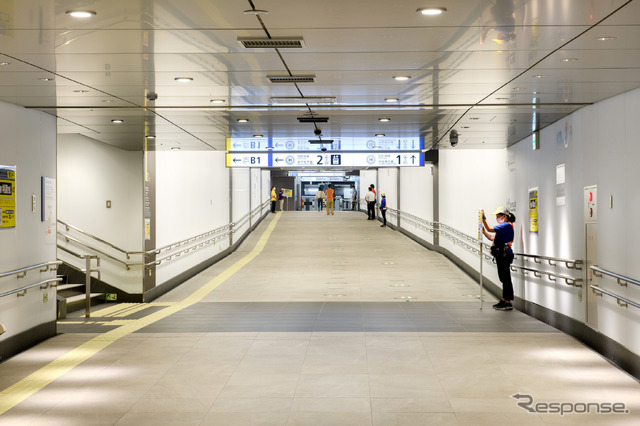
(41, 177, 56, 244)
(0, 165, 16, 228)
(529, 188, 539, 234)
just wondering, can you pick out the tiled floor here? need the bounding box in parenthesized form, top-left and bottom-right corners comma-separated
(1, 212, 639, 425)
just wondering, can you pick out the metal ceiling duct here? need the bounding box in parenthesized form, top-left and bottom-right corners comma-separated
(238, 38, 305, 48)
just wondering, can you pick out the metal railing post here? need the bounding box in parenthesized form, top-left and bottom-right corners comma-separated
(85, 255, 91, 318)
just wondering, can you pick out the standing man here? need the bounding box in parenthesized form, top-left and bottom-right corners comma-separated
(325, 184, 335, 215)
(278, 188, 286, 211)
(365, 186, 376, 220)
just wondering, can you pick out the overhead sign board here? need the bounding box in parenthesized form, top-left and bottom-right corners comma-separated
(226, 152, 424, 168)
(226, 137, 424, 152)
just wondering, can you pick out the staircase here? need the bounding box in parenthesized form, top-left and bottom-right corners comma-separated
(56, 269, 105, 319)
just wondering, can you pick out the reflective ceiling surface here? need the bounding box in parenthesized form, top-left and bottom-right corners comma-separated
(1, 0, 639, 152)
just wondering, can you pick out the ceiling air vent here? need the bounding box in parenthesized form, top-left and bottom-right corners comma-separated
(267, 75, 316, 84)
(271, 96, 336, 105)
(238, 37, 305, 49)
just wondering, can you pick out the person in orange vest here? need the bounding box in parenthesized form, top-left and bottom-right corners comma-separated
(325, 184, 335, 215)
(270, 186, 277, 213)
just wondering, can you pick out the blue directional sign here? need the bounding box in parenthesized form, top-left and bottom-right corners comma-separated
(226, 137, 424, 152)
(226, 152, 424, 168)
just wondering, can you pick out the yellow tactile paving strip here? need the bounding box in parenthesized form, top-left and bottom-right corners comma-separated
(0, 213, 281, 416)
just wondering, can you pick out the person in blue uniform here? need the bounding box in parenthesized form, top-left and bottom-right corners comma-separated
(482, 206, 516, 310)
(379, 193, 387, 227)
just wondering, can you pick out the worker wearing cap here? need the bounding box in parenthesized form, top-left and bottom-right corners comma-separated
(482, 206, 516, 310)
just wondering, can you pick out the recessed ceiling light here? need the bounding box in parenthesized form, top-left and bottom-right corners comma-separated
(595, 36, 617, 41)
(378, 118, 391, 122)
(385, 98, 399, 102)
(102, 99, 115, 103)
(174, 77, 193, 82)
(146, 135, 156, 139)
(210, 99, 226, 104)
(73, 89, 89, 93)
(393, 75, 411, 81)
(561, 58, 579, 62)
(461, 126, 470, 129)
(512, 87, 526, 91)
(243, 9, 268, 15)
(253, 134, 264, 138)
(417, 7, 446, 15)
(0, 62, 10, 66)
(533, 75, 549, 79)
(171, 147, 181, 150)
(66, 11, 96, 18)
(237, 119, 249, 123)
(469, 117, 480, 120)
(111, 119, 124, 124)
(38, 77, 54, 81)
(375, 133, 385, 137)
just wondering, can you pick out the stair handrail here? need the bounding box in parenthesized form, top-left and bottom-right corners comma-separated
(57, 202, 270, 271)
(0, 260, 62, 280)
(0, 277, 62, 299)
(58, 232, 133, 270)
(58, 220, 131, 256)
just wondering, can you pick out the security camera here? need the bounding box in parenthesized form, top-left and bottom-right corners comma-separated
(314, 128, 322, 136)
(449, 129, 458, 147)
(147, 92, 158, 101)
(320, 147, 327, 152)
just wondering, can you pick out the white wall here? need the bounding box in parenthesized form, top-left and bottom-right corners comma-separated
(399, 166, 435, 244)
(155, 151, 230, 285)
(359, 169, 377, 210)
(0, 102, 57, 342)
(261, 170, 271, 214)
(509, 88, 640, 353)
(250, 168, 262, 225)
(377, 168, 398, 226)
(388, 88, 640, 357)
(58, 134, 143, 250)
(231, 168, 251, 240)
(57, 134, 143, 293)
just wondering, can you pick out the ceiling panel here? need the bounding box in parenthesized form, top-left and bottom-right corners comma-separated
(0, 0, 638, 156)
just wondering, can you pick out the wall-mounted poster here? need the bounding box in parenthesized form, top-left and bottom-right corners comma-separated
(41, 177, 56, 244)
(529, 187, 539, 234)
(0, 165, 16, 228)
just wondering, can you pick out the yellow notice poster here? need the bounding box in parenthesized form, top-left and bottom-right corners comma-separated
(529, 188, 539, 234)
(0, 166, 16, 228)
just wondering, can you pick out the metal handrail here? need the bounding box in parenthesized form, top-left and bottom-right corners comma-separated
(0, 278, 62, 299)
(58, 232, 134, 269)
(518, 253, 583, 270)
(144, 231, 231, 269)
(0, 261, 62, 279)
(58, 220, 130, 256)
(149, 225, 231, 257)
(591, 266, 640, 288)
(591, 285, 640, 309)
(390, 208, 584, 272)
(510, 265, 583, 287)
